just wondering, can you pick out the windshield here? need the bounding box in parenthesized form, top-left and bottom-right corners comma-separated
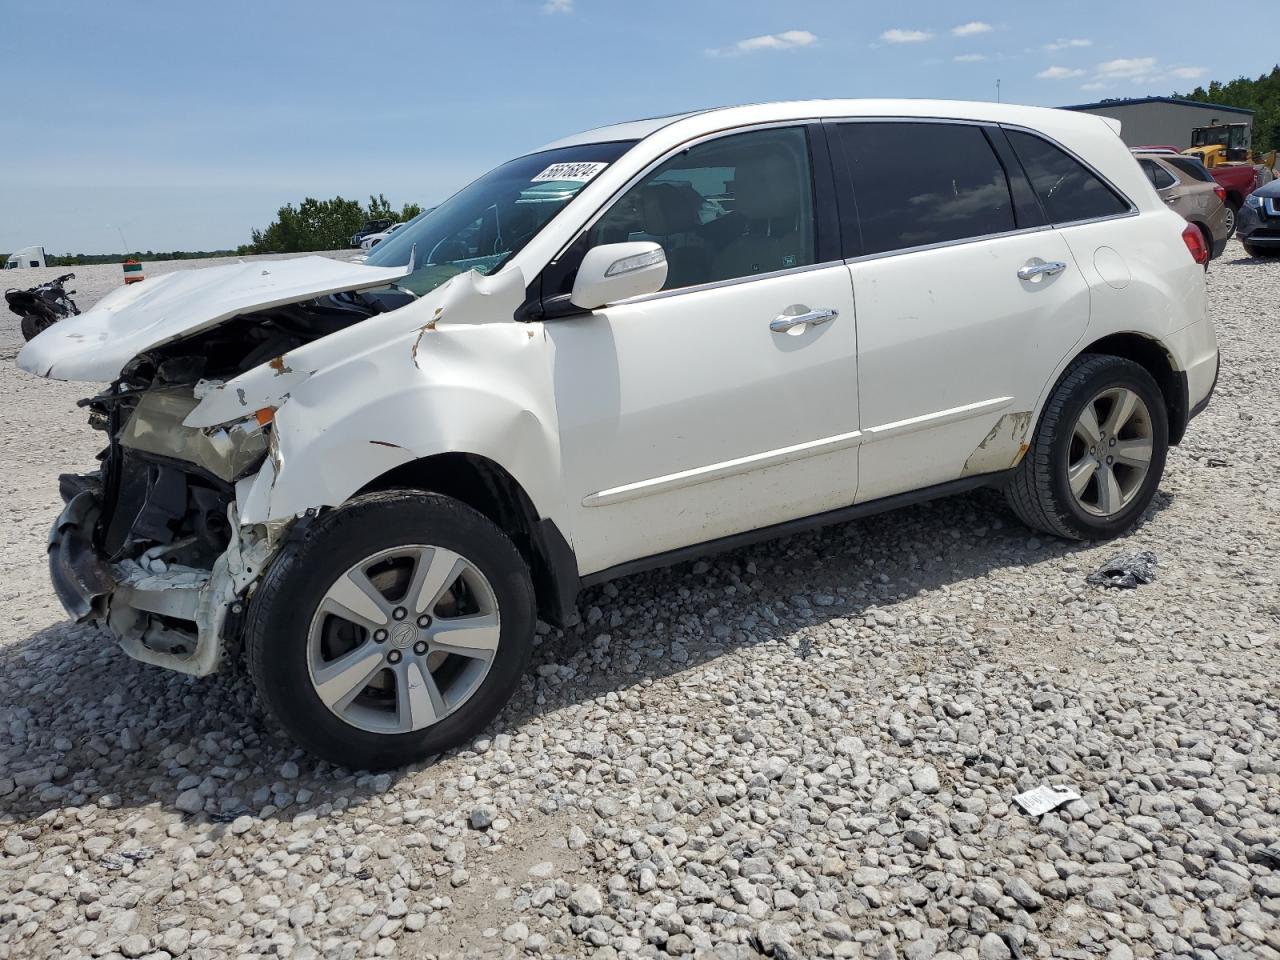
(367, 140, 635, 296)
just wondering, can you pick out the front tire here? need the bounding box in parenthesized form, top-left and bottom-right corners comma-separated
(246, 490, 535, 770)
(1006, 354, 1168, 540)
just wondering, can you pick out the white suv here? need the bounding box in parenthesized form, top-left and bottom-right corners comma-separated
(20, 100, 1219, 768)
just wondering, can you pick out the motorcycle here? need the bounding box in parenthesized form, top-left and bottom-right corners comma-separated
(5, 273, 80, 341)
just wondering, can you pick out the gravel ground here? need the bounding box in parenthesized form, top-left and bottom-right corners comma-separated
(1, 245, 1277, 960)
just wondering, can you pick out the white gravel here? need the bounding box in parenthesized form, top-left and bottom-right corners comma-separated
(1, 244, 1278, 959)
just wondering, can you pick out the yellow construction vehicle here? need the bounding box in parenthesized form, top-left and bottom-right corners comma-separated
(1183, 121, 1277, 169)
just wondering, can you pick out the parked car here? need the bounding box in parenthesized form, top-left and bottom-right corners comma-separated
(17, 100, 1219, 769)
(350, 218, 394, 248)
(360, 220, 410, 251)
(1238, 179, 1280, 256)
(1134, 152, 1233, 260)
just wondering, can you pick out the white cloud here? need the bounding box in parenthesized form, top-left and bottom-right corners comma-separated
(1096, 56, 1157, 77)
(542, 0, 572, 12)
(1171, 66, 1208, 80)
(707, 30, 818, 57)
(1037, 65, 1086, 80)
(952, 21, 991, 36)
(880, 28, 933, 43)
(1080, 82, 1107, 91)
(1045, 38, 1091, 52)
(954, 53, 988, 63)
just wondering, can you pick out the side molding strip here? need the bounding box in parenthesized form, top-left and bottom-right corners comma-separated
(582, 396, 1014, 508)
(582, 429, 864, 507)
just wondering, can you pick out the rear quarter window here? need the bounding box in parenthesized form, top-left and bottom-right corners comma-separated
(1007, 130, 1130, 224)
(1165, 156, 1215, 183)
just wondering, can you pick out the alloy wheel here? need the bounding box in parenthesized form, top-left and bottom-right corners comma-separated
(306, 545, 500, 734)
(1066, 386, 1154, 518)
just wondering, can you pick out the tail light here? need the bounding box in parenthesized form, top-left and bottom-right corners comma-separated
(1213, 184, 1226, 203)
(1182, 222, 1209, 265)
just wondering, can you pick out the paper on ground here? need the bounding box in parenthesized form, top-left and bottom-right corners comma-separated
(1013, 784, 1081, 816)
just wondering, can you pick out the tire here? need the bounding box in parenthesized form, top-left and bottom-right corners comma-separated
(1005, 354, 1168, 541)
(1244, 242, 1279, 258)
(246, 490, 535, 769)
(20, 314, 53, 341)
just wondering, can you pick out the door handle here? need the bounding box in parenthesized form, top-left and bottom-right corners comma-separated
(1016, 260, 1067, 281)
(770, 308, 838, 334)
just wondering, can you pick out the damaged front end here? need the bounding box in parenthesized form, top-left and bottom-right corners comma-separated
(45, 285, 405, 675)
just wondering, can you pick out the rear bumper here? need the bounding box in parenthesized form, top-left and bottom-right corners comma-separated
(1188, 352, 1219, 423)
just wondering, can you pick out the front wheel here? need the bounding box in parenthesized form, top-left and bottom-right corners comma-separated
(1005, 354, 1168, 540)
(246, 490, 535, 769)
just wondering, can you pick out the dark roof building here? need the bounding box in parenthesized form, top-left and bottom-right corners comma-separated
(1061, 96, 1253, 150)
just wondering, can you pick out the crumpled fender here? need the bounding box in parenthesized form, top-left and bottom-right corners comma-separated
(185, 268, 567, 531)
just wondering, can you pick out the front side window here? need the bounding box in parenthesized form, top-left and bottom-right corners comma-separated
(367, 140, 634, 296)
(580, 126, 816, 291)
(834, 122, 1015, 256)
(1007, 130, 1129, 224)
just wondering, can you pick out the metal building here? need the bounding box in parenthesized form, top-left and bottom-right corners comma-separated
(1061, 96, 1254, 151)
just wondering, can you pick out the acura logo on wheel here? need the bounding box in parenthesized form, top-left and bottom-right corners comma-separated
(391, 623, 416, 650)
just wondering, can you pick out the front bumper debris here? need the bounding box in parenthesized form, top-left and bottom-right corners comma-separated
(47, 485, 284, 676)
(48, 490, 115, 621)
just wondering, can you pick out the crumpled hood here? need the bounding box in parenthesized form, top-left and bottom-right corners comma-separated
(16, 255, 411, 383)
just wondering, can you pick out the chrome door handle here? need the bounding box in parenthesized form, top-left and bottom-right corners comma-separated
(770, 308, 838, 333)
(1017, 260, 1067, 281)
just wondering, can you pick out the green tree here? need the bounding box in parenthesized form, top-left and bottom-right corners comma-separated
(250, 196, 367, 253)
(1177, 65, 1280, 153)
(248, 194, 426, 253)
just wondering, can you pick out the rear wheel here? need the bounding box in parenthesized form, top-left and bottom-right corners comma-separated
(19, 313, 54, 341)
(1244, 242, 1279, 258)
(1006, 354, 1168, 540)
(246, 490, 535, 769)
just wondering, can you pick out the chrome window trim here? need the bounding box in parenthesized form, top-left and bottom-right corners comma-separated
(544, 113, 1141, 309)
(842, 224, 1057, 266)
(831, 120, 1141, 266)
(605, 259, 848, 307)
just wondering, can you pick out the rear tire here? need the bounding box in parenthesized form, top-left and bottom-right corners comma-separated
(246, 490, 535, 770)
(20, 314, 53, 341)
(1243, 242, 1278, 258)
(1006, 354, 1168, 540)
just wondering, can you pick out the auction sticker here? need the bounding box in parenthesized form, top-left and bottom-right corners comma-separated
(531, 161, 608, 184)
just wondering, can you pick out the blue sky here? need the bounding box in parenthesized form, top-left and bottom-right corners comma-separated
(1, 0, 1275, 253)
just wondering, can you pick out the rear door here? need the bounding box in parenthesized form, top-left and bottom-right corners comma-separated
(1138, 157, 1185, 214)
(829, 119, 1092, 502)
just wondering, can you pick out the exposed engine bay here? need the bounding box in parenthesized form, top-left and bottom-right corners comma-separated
(59, 287, 414, 671)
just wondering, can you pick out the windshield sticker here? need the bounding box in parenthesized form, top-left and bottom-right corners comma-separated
(531, 161, 608, 184)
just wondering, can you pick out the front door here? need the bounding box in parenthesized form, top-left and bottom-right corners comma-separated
(546, 126, 860, 576)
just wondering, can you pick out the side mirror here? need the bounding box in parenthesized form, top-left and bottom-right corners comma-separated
(570, 242, 668, 310)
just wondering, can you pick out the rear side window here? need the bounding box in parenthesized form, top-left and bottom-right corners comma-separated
(834, 122, 1015, 256)
(1139, 158, 1177, 190)
(1165, 156, 1215, 183)
(1007, 130, 1130, 224)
